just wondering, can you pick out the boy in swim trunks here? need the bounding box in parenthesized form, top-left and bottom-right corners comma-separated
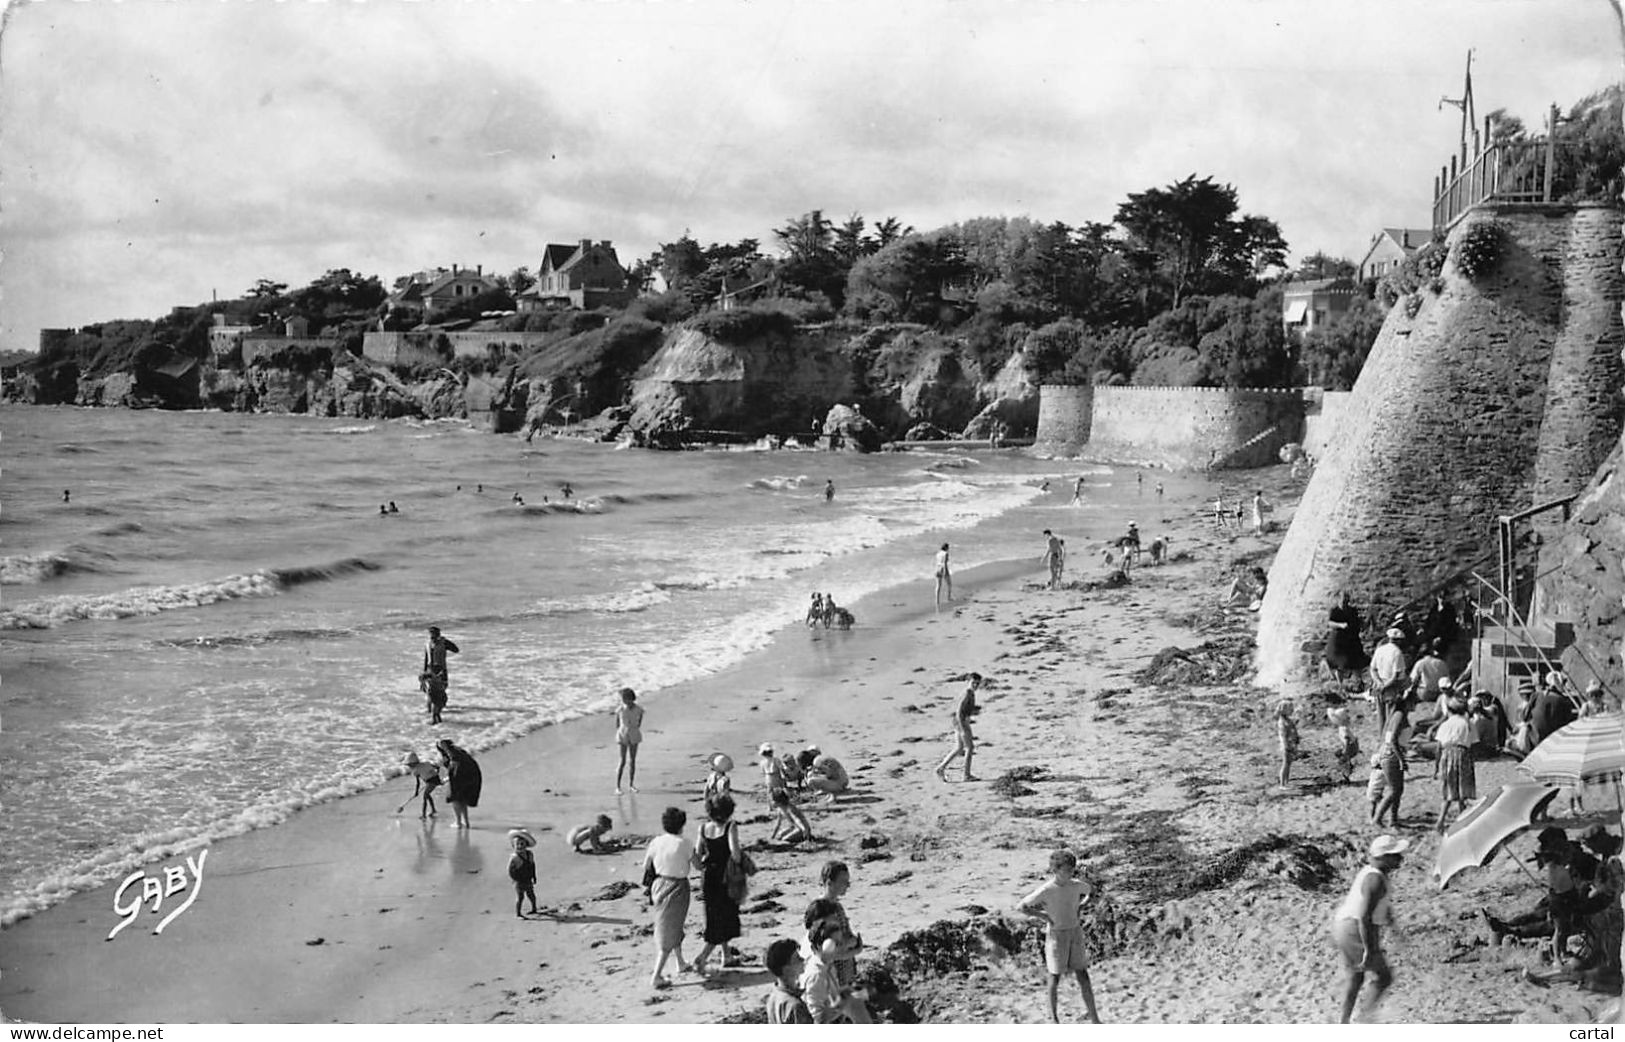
(1018, 848, 1102, 1023)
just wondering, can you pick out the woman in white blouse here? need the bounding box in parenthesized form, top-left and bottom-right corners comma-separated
(641, 806, 696, 989)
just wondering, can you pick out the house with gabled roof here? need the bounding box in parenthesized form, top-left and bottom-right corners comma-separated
(385, 265, 499, 319)
(1357, 228, 1434, 284)
(516, 240, 631, 311)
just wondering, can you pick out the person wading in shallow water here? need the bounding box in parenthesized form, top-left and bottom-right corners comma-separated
(421, 626, 460, 722)
(1332, 834, 1409, 1023)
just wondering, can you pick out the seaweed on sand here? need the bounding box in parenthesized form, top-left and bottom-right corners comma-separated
(1136, 635, 1256, 686)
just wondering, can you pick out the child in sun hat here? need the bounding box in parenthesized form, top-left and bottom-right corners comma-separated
(507, 829, 539, 918)
(401, 750, 442, 819)
(703, 752, 734, 803)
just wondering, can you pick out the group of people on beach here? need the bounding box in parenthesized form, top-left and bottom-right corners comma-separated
(1307, 584, 1625, 1019)
(804, 592, 855, 629)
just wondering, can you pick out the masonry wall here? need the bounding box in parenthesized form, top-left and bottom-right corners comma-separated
(1301, 391, 1352, 459)
(361, 330, 556, 369)
(1032, 385, 1093, 455)
(1256, 204, 1625, 689)
(1033, 383, 1304, 467)
(241, 336, 340, 367)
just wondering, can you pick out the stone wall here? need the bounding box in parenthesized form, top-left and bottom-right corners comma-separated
(1302, 391, 1352, 460)
(1256, 204, 1625, 689)
(1032, 385, 1093, 455)
(1032, 384, 1304, 468)
(361, 330, 556, 369)
(241, 336, 340, 367)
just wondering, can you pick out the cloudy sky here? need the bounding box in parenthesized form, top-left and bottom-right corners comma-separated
(1, 0, 1620, 350)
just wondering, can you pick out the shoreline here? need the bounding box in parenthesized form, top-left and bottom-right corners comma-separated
(8, 462, 1592, 1025)
(0, 551, 1036, 1023)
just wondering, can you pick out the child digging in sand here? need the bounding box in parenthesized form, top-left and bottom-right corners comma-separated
(567, 814, 614, 853)
(770, 788, 815, 844)
(508, 829, 539, 918)
(1018, 849, 1102, 1024)
(401, 751, 442, 819)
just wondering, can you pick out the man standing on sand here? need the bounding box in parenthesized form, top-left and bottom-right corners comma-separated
(1368, 628, 1408, 731)
(1332, 835, 1408, 1023)
(935, 673, 982, 782)
(1071, 477, 1086, 506)
(1042, 530, 1066, 589)
(934, 543, 952, 609)
(825, 479, 835, 503)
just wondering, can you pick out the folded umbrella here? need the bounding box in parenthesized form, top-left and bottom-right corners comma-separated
(1436, 782, 1560, 891)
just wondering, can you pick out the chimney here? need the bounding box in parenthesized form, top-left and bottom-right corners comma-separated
(453, 263, 460, 275)
(213, 313, 226, 327)
(599, 240, 613, 250)
(579, 239, 592, 251)
(476, 264, 482, 276)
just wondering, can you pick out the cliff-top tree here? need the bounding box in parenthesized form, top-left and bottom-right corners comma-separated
(1114, 174, 1287, 314)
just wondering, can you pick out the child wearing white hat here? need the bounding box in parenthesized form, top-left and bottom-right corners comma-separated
(508, 829, 539, 918)
(703, 753, 734, 804)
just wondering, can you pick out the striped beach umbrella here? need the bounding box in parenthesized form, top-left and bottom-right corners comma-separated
(1517, 713, 1625, 787)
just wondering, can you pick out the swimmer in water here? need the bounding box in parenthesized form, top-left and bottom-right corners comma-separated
(388, 501, 400, 514)
(825, 479, 835, 503)
(379, 504, 389, 517)
(63, 489, 71, 504)
(561, 483, 574, 499)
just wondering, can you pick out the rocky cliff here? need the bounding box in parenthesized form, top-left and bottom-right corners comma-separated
(618, 322, 1036, 444)
(5, 319, 1044, 446)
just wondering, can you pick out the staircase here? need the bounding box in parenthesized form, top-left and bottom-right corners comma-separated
(1211, 424, 1284, 470)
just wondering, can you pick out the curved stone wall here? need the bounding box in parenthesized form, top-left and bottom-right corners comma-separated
(1257, 205, 1625, 689)
(1033, 384, 1304, 467)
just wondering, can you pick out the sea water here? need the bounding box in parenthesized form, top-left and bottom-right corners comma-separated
(0, 405, 1127, 926)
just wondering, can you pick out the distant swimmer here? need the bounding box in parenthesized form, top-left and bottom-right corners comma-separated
(825, 479, 835, 503)
(379, 504, 389, 517)
(512, 492, 524, 506)
(1071, 477, 1086, 506)
(1040, 480, 1050, 493)
(477, 484, 484, 493)
(62, 489, 70, 504)
(1137, 471, 1143, 493)
(388, 501, 400, 514)
(561, 483, 574, 500)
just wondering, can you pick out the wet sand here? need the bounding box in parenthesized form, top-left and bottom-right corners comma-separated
(1, 468, 1606, 1024)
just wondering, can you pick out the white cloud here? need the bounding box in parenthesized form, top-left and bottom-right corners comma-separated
(1, 0, 1619, 350)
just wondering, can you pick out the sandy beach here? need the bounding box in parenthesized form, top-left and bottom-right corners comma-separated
(0, 466, 1607, 1025)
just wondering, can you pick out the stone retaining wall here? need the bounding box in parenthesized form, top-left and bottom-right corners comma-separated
(1256, 205, 1625, 689)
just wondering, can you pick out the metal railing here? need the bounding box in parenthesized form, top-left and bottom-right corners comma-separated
(1433, 138, 1556, 231)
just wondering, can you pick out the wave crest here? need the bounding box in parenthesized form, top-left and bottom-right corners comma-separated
(0, 557, 382, 629)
